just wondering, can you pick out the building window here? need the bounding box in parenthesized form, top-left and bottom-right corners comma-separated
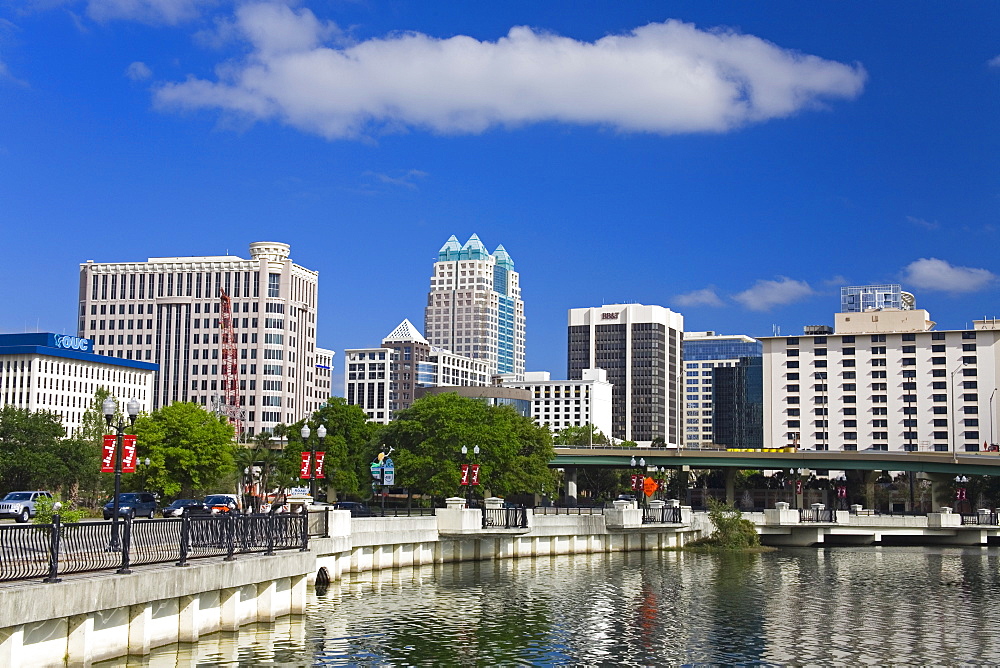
(268, 273, 280, 298)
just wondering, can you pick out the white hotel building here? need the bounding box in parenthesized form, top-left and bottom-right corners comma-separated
(502, 369, 613, 439)
(762, 309, 1000, 453)
(0, 333, 156, 436)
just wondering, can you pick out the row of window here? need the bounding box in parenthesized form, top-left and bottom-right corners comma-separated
(786, 332, 976, 345)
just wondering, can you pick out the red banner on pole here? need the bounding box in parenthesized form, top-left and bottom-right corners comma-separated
(101, 435, 116, 473)
(121, 435, 138, 473)
(300, 452, 311, 479)
(460, 464, 470, 485)
(470, 464, 480, 485)
(314, 452, 326, 479)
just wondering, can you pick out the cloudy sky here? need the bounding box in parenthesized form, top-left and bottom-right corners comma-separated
(1, 1, 998, 392)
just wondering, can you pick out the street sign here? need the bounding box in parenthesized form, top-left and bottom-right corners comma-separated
(100, 435, 115, 472)
(315, 452, 326, 479)
(460, 464, 470, 486)
(121, 435, 137, 473)
(643, 476, 658, 497)
(382, 457, 395, 486)
(470, 464, 480, 486)
(370, 461, 383, 481)
(300, 452, 312, 479)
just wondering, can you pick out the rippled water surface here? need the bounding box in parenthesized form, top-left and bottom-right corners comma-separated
(106, 547, 1000, 666)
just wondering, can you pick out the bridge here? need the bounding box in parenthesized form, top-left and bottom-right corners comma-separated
(551, 446, 1000, 475)
(550, 446, 1000, 506)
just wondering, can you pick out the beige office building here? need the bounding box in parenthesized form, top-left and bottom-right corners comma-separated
(78, 242, 320, 436)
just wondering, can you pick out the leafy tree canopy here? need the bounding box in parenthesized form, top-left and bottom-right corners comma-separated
(132, 402, 236, 498)
(0, 405, 66, 493)
(379, 393, 557, 500)
(556, 424, 610, 446)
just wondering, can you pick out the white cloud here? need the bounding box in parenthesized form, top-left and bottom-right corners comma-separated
(673, 287, 724, 308)
(733, 277, 814, 311)
(988, 55, 1000, 68)
(363, 169, 427, 191)
(155, 4, 867, 139)
(85, 0, 214, 25)
(125, 60, 152, 80)
(907, 215, 939, 230)
(901, 258, 996, 293)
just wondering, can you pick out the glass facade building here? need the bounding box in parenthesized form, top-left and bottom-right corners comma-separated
(712, 357, 763, 449)
(841, 284, 913, 313)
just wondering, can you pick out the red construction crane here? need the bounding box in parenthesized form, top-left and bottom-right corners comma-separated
(219, 289, 244, 435)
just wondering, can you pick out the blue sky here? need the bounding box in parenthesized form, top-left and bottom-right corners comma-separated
(1, 1, 998, 394)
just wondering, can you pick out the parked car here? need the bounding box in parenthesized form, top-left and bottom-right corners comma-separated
(161, 499, 204, 517)
(332, 501, 374, 517)
(0, 491, 53, 523)
(203, 494, 241, 515)
(103, 492, 158, 520)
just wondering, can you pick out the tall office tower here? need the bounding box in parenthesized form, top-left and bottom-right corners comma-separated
(841, 284, 915, 313)
(683, 331, 762, 449)
(567, 303, 683, 446)
(424, 234, 525, 378)
(345, 319, 490, 424)
(712, 357, 764, 450)
(78, 242, 320, 436)
(762, 307, 1000, 453)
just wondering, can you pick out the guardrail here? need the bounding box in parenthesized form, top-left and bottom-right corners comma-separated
(482, 507, 528, 529)
(642, 506, 682, 524)
(961, 512, 999, 526)
(799, 508, 836, 523)
(0, 511, 308, 584)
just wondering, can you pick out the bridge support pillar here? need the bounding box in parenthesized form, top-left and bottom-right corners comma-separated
(564, 467, 578, 507)
(725, 468, 737, 505)
(863, 470, 878, 509)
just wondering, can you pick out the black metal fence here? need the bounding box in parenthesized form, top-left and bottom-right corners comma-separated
(642, 506, 682, 524)
(961, 512, 999, 526)
(482, 506, 528, 529)
(799, 508, 836, 523)
(0, 512, 308, 584)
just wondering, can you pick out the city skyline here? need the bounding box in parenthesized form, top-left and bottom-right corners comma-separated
(1, 2, 998, 393)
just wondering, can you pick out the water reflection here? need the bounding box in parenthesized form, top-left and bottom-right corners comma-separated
(103, 547, 1000, 666)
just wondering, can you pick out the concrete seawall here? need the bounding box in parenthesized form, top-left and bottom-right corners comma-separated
(0, 505, 701, 667)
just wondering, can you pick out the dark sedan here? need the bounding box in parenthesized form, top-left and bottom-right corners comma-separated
(332, 501, 375, 517)
(161, 499, 204, 517)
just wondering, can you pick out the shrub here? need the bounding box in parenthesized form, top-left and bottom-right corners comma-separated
(31, 495, 88, 524)
(689, 498, 761, 550)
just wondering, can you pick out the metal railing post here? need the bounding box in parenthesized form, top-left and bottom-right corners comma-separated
(224, 514, 237, 561)
(266, 513, 275, 556)
(176, 511, 191, 567)
(117, 515, 133, 574)
(299, 507, 310, 552)
(43, 515, 62, 583)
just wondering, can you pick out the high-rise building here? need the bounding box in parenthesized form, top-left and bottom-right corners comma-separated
(78, 242, 320, 435)
(712, 357, 764, 450)
(567, 303, 683, 445)
(344, 319, 490, 424)
(762, 305, 1000, 453)
(683, 331, 762, 449)
(424, 234, 525, 378)
(841, 284, 915, 313)
(0, 333, 156, 436)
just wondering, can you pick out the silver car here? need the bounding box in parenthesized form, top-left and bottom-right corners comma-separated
(0, 491, 53, 523)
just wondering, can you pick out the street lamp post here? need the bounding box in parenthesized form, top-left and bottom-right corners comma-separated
(103, 396, 140, 552)
(991, 388, 997, 450)
(630, 456, 646, 507)
(835, 473, 848, 510)
(950, 363, 966, 456)
(315, 425, 326, 501)
(954, 475, 970, 513)
(461, 445, 480, 507)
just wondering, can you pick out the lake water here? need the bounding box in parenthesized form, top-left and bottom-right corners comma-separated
(103, 547, 1000, 666)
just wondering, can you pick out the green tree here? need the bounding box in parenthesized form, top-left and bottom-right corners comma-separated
(0, 405, 66, 493)
(379, 393, 557, 502)
(132, 402, 236, 498)
(557, 424, 610, 446)
(289, 398, 383, 502)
